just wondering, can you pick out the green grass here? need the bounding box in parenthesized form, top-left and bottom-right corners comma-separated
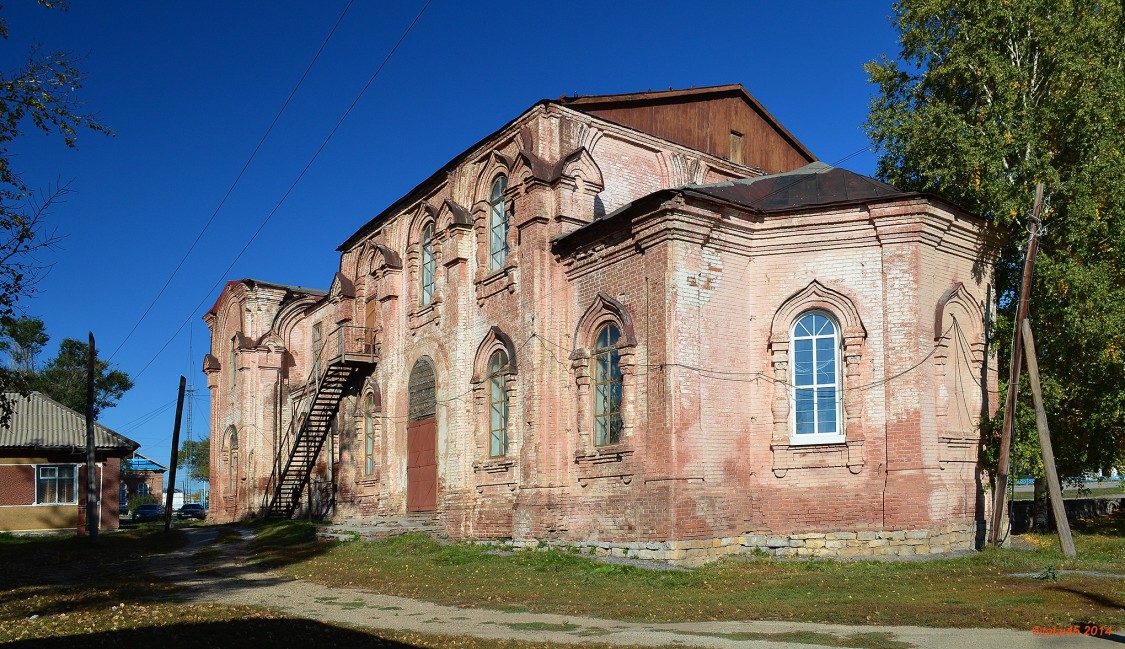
(1011, 484, 1124, 500)
(255, 510, 1125, 629)
(673, 630, 913, 649)
(0, 525, 669, 648)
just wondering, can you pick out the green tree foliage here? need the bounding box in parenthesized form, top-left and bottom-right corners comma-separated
(0, 315, 48, 372)
(0, 2, 108, 424)
(178, 438, 210, 483)
(36, 337, 133, 417)
(866, 0, 1125, 479)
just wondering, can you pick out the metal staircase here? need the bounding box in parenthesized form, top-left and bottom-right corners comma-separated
(263, 324, 375, 519)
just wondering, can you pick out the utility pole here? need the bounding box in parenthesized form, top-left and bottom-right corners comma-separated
(164, 376, 186, 531)
(1021, 319, 1076, 556)
(989, 183, 1045, 547)
(84, 332, 98, 541)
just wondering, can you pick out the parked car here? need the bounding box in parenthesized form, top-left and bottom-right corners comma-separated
(176, 503, 206, 520)
(132, 504, 164, 522)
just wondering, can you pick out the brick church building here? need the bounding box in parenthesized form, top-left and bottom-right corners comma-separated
(205, 85, 997, 563)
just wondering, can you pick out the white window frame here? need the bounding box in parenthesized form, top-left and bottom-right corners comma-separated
(789, 311, 845, 445)
(35, 463, 79, 505)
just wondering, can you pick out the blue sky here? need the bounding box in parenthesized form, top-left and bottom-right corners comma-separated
(0, 1, 902, 483)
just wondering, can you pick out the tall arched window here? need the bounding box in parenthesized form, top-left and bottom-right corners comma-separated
(420, 222, 436, 305)
(593, 323, 622, 446)
(363, 395, 376, 475)
(229, 336, 238, 396)
(228, 425, 239, 450)
(791, 312, 842, 442)
(488, 175, 509, 270)
(487, 349, 510, 456)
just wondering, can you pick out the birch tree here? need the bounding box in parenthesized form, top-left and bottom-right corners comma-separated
(866, 0, 1125, 481)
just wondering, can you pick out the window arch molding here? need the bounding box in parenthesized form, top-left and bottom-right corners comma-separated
(470, 327, 518, 461)
(360, 385, 381, 479)
(471, 326, 519, 383)
(224, 424, 239, 451)
(570, 293, 637, 449)
(768, 281, 866, 474)
(933, 282, 988, 448)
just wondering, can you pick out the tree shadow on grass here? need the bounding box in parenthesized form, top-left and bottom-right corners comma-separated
(3, 618, 423, 647)
(1052, 586, 1125, 611)
(0, 521, 337, 630)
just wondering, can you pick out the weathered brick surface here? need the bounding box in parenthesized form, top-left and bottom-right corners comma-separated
(202, 95, 997, 560)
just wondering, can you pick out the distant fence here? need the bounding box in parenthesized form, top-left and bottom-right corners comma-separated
(1009, 496, 1123, 533)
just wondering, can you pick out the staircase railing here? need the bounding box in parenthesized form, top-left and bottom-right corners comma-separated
(259, 324, 375, 517)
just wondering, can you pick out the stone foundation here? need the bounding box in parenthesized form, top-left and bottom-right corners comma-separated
(502, 524, 977, 566)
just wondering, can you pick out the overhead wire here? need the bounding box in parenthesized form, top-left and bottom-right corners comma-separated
(108, 0, 357, 364)
(128, 0, 434, 381)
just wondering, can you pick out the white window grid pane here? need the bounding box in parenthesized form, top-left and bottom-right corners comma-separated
(791, 313, 841, 437)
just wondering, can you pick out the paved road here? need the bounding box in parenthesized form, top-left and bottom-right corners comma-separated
(168, 527, 1117, 649)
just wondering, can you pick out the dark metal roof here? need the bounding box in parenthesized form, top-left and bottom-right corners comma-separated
(684, 162, 907, 212)
(0, 392, 139, 453)
(552, 163, 978, 255)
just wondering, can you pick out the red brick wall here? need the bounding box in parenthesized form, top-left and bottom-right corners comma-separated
(0, 464, 34, 505)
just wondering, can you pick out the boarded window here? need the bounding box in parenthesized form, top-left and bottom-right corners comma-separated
(408, 357, 437, 421)
(729, 131, 744, 165)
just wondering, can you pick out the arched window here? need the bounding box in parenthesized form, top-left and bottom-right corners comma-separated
(420, 222, 436, 305)
(488, 175, 509, 270)
(363, 395, 376, 475)
(229, 336, 238, 396)
(593, 323, 622, 445)
(791, 312, 842, 442)
(487, 349, 510, 456)
(228, 425, 239, 450)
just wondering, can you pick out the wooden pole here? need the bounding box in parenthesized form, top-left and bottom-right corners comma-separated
(85, 332, 98, 541)
(164, 376, 187, 531)
(1021, 319, 1076, 556)
(989, 183, 1045, 547)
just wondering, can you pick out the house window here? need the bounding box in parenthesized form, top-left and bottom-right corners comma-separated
(137, 482, 150, 497)
(593, 323, 623, 446)
(36, 464, 77, 505)
(488, 175, 509, 270)
(791, 311, 843, 443)
(363, 395, 376, 475)
(420, 222, 436, 305)
(487, 349, 510, 456)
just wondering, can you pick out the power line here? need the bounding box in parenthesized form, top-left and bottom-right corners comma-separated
(108, 0, 357, 364)
(128, 0, 434, 381)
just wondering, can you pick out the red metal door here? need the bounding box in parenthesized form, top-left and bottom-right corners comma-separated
(407, 418, 437, 512)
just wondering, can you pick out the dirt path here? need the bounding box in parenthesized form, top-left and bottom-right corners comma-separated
(170, 527, 1107, 649)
